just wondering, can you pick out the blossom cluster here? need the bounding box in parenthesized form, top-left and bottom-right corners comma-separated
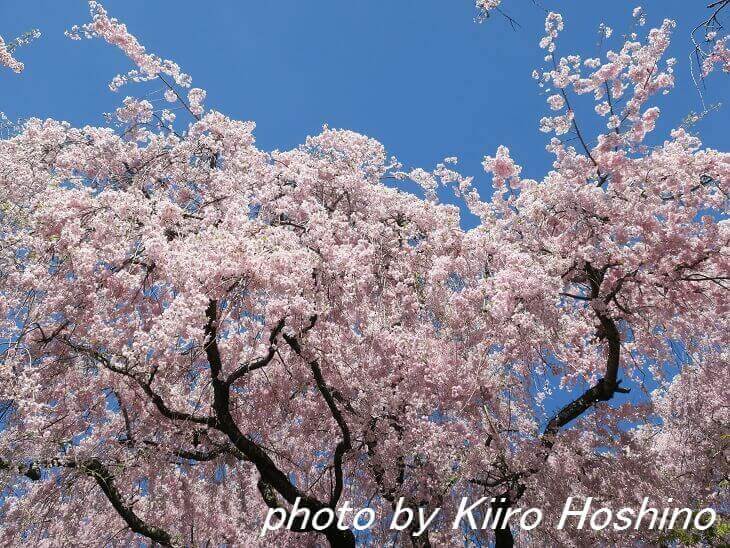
(0, 29, 40, 73)
(475, 0, 502, 21)
(0, 35, 23, 73)
(66, 1, 192, 90)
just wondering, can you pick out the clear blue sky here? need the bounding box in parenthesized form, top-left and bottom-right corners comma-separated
(1, 0, 727, 214)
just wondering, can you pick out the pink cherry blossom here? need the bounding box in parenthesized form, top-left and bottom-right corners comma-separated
(0, 35, 24, 73)
(0, 3, 727, 548)
(703, 36, 730, 75)
(475, 0, 502, 21)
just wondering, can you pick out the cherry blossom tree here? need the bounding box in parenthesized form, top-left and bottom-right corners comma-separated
(692, 0, 730, 82)
(0, 37, 23, 73)
(476, 0, 503, 21)
(0, 29, 40, 74)
(0, 2, 727, 547)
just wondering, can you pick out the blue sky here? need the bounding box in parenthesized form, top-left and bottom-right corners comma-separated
(1, 0, 727, 208)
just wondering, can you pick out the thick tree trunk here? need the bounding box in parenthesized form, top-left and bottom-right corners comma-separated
(408, 527, 432, 548)
(325, 528, 357, 548)
(492, 495, 514, 548)
(494, 525, 514, 548)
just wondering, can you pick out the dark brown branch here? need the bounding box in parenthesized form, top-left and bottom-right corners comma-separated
(256, 479, 319, 534)
(225, 318, 286, 385)
(283, 319, 352, 506)
(541, 376, 629, 450)
(201, 303, 311, 503)
(481, 265, 631, 548)
(172, 444, 239, 462)
(1, 457, 175, 547)
(136, 380, 215, 426)
(62, 338, 214, 426)
(137, 440, 246, 463)
(543, 267, 629, 448)
(81, 459, 176, 547)
(200, 306, 355, 546)
(364, 414, 431, 547)
(204, 300, 224, 379)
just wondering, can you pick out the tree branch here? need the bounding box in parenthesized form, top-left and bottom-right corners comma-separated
(225, 318, 286, 386)
(81, 459, 176, 547)
(200, 306, 356, 546)
(63, 338, 215, 426)
(283, 318, 352, 506)
(0, 457, 176, 547)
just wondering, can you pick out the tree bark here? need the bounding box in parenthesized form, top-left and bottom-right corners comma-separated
(409, 529, 432, 548)
(492, 492, 515, 548)
(494, 526, 514, 548)
(325, 529, 357, 548)
(204, 303, 356, 547)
